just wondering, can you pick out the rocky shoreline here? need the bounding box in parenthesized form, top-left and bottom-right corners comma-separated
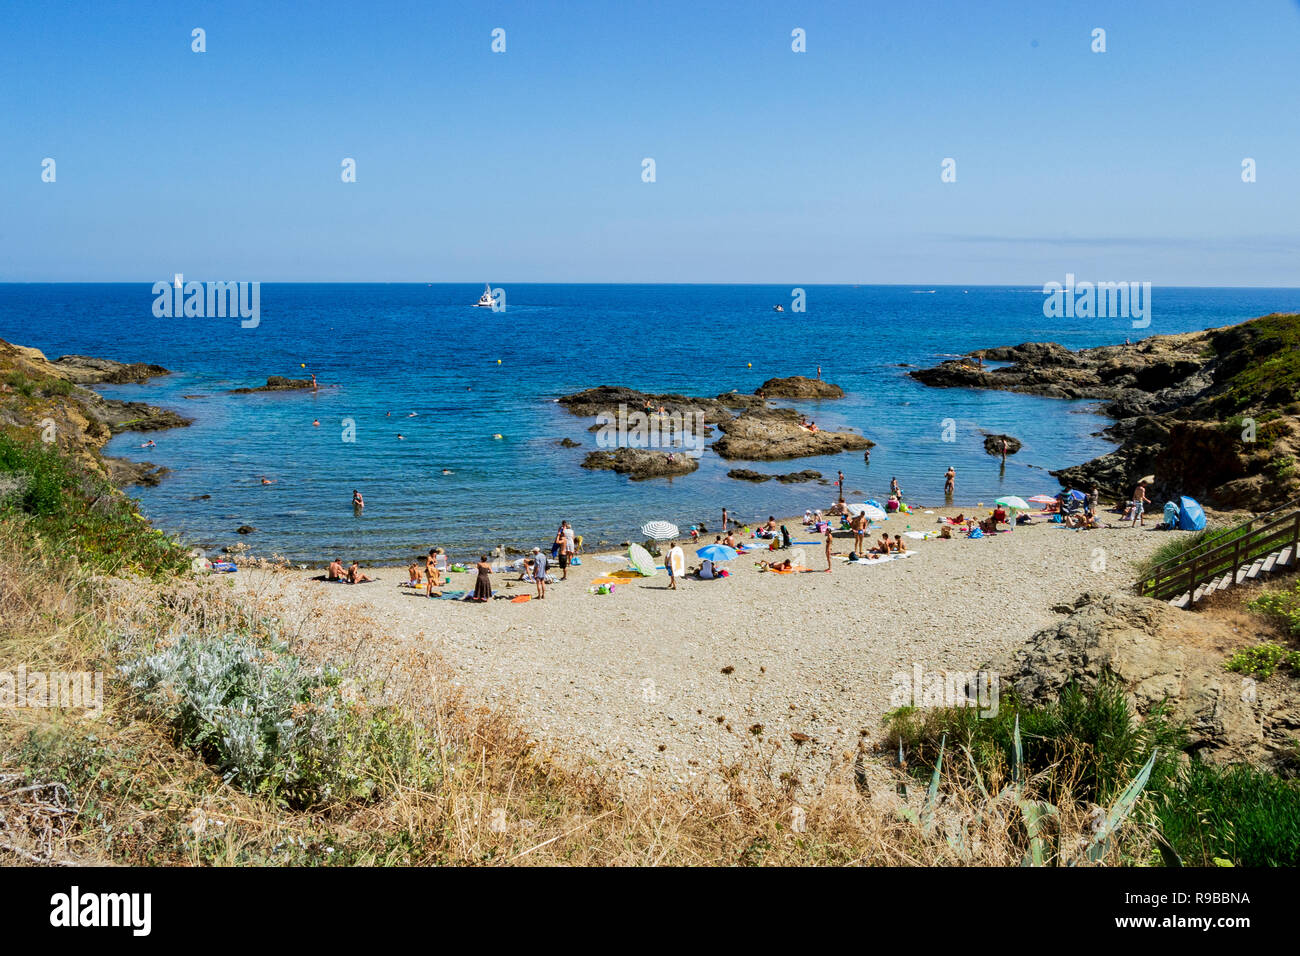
(910, 313, 1300, 509)
(0, 339, 190, 486)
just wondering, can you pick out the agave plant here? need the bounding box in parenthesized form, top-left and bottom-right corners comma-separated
(896, 715, 1158, 866)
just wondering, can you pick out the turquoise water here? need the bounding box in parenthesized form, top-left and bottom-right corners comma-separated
(2, 283, 1296, 562)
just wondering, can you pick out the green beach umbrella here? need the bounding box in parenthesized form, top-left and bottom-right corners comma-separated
(996, 495, 1031, 511)
(628, 543, 658, 577)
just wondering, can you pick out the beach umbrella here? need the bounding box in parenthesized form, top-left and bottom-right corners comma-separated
(848, 503, 888, 521)
(627, 543, 658, 577)
(1027, 495, 1056, 505)
(696, 544, 738, 562)
(996, 495, 1030, 511)
(1138, 474, 1155, 485)
(640, 520, 679, 540)
(1068, 490, 1087, 501)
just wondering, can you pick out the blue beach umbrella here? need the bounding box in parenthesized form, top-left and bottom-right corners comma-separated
(696, 544, 739, 562)
(1068, 490, 1087, 501)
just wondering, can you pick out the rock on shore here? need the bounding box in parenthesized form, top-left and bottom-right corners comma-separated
(0, 338, 191, 486)
(991, 591, 1298, 770)
(581, 448, 699, 480)
(910, 313, 1300, 509)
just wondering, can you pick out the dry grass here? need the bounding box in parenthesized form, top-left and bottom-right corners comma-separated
(1, 520, 1151, 867)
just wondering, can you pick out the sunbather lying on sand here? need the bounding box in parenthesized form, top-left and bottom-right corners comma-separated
(759, 558, 794, 572)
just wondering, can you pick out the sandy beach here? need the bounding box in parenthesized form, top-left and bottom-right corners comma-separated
(237, 506, 1176, 789)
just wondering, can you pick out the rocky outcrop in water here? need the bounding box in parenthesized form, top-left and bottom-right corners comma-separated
(557, 386, 762, 423)
(755, 376, 844, 399)
(230, 376, 316, 394)
(910, 314, 1300, 509)
(711, 408, 873, 461)
(982, 433, 1022, 456)
(51, 354, 171, 385)
(581, 448, 699, 480)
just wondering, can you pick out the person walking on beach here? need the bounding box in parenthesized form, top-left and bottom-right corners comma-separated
(667, 540, 685, 589)
(1131, 482, 1150, 528)
(944, 467, 955, 497)
(824, 525, 834, 573)
(533, 547, 548, 599)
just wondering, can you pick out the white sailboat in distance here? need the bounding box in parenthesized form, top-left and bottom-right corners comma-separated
(473, 283, 494, 308)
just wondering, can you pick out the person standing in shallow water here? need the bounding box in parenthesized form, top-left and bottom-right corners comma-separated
(944, 467, 955, 497)
(721, 507, 729, 534)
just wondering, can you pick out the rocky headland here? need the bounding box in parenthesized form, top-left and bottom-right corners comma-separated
(0, 339, 191, 486)
(910, 313, 1300, 509)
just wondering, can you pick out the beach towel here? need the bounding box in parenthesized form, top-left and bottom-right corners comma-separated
(510, 595, 531, 603)
(433, 589, 467, 600)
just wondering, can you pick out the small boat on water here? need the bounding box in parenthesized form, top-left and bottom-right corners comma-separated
(473, 283, 494, 308)
(772, 304, 785, 312)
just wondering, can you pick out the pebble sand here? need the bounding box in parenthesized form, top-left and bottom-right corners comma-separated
(239, 509, 1172, 789)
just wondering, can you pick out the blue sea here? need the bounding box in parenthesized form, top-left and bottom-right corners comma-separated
(2, 284, 1297, 563)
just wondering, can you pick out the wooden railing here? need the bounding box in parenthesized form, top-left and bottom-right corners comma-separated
(1138, 502, 1300, 602)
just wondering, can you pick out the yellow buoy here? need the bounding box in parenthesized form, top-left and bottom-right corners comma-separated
(496, 359, 502, 365)
(747, 362, 752, 368)
(493, 433, 504, 440)
(300, 363, 306, 368)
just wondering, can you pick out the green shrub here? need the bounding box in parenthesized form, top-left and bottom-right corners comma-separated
(119, 631, 433, 810)
(0, 432, 188, 576)
(1249, 582, 1300, 638)
(1224, 641, 1300, 678)
(1156, 760, 1300, 866)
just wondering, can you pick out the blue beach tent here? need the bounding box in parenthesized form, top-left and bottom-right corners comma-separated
(1177, 496, 1206, 531)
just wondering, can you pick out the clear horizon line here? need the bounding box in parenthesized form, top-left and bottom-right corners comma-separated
(3, 280, 1300, 290)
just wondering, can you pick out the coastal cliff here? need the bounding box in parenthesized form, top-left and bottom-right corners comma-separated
(910, 313, 1300, 509)
(0, 338, 190, 486)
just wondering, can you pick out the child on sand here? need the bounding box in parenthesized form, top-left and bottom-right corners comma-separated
(824, 526, 834, 572)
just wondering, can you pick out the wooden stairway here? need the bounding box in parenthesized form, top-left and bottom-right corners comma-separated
(1168, 545, 1295, 609)
(1138, 500, 1300, 608)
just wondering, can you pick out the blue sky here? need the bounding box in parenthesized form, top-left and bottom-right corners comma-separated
(3, 0, 1300, 284)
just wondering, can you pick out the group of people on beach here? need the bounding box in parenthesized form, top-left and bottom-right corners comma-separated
(326, 557, 372, 584)
(394, 520, 579, 603)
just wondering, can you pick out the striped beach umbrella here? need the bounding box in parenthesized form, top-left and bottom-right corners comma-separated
(996, 496, 1031, 511)
(640, 520, 679, 540)
(1027, 495, 1056, 505)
